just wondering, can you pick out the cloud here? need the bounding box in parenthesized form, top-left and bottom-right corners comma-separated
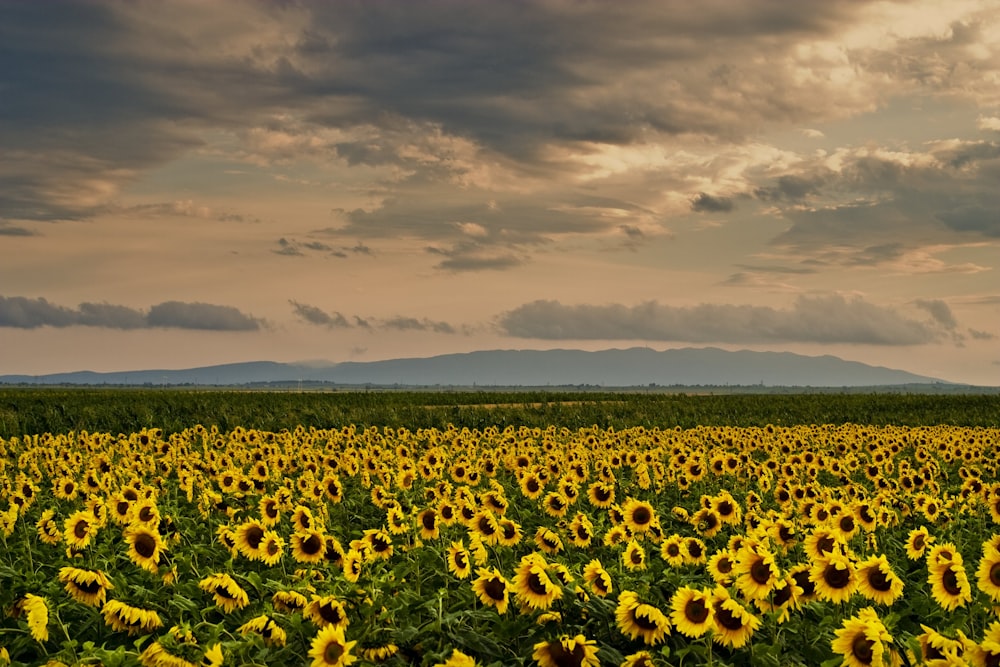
(382, 317, 456, 334)
(0, 224, 38, 236)
(289, 300, 350, 328)
(0, 296, 261, 330)
(969, 328, 996, 340)
(145, 302, 261, 331)
(289, 301, 462, 334)
(914, 299, 958, 329)
(498, 294, 942, 345)
(690, 193, 735, 213)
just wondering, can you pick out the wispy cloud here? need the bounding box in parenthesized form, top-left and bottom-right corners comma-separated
(290, 301, 462, 334)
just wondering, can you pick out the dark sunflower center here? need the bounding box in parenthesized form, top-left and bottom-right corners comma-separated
(989, 562, 1000, 587)
(139, 507, 154, 522)
(867, 568, 892, 592)
(631, 506, 651, 525)
(718, 501, 733, 516)
(454, 552, 467, 569)
(483, 578, 505, 601)
(714, 604, 744, 631)
(717, 557, 734, 574)
(301, 534, 323, 555)
(503, 522, 517, 539)
(264, 502, 278, 519)
(74, 579, 103, 594)
(595, 487, 610, 501)
(545, 641, 588, 667)
(823, 563, 851, 589)
(527, 572, 549, 596)
(134, 533, 157, 558)
(478, 517, 496, 535)
(319, 603, 343, 624)
(913, 535, 925, 550)
(630, 549, 643, 565)
(74, 519, 90, 539)
(772, 583, 793, 606)
(667, 544, 680, 557)
(779, 525, 793, 543)
(324, 641, 345, 663)
(750, 559, 772, 585)
(942, 567, 961, 595)
(422, 512, 436, 530)
(792, 570, 816, 596)
(527, 479, 541, 493)
(817, 535, 835, 554)
(267, 540, 280, 556)
(687, 541, 703, 558)
(215, 586, 236, 600)
(685, 598, 709, 623)
(852, 634, 875, 665)
(246, 526, 264, 549)
(632, 607, 661, 631)
(372, 535, 389, 552)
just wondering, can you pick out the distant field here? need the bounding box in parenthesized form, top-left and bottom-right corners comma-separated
(1, 388, 998, 437)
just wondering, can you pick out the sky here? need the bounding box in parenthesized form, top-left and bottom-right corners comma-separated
(1, 0, 999, 385)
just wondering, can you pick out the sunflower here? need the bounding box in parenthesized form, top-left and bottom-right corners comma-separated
(238, 614, 287, 647)
(63, 510, 97, 550)
(470, 509, 501, 545)
(905, 526, 934, 560)
(803, 528, 842, 561)
(361, 643, 399, 663)
(101, 599, 164, 635)
(495, 517, 522, 547)
(710, 588, 760, 649)
(916, 625, 967, 665)
(259, 530, 284, 567)
(292, 529, 328, 564)
(259, 495, 281, 526)
(198, 573, 250, 613)
(682, 537, 707, 565)
(535, 527, 563, 555)
(35, 509, 62, 545)
(362, 529, 393, 560)
(583, 559, 612, 597)
(811, 550, 858, 604)
(980, 621, 1000, 667)
(622, 498, 656, 533)
(292, 505, 319, 533)
(623, 539, 647, 571)
(520, 472, 546, 500)
(669, 586, 714, 638)
(713, 490, 742, 525)
(305, 595, 350, 630)
(472, 566, 511, 614)
(854, 555, 904, 606)
(273, 589, 309, 613)
(125, 524, 165, 573)
(543, 492, 570, 518)
(514, 553, 563, 611)
(433, 649, 479, 667)
(976, 545, 1000, 603)
(20, 594, 49, 642)
(234, 519, 268, 561)
(531, 634, 600, 667)
(691, 508, 722, 538)
(446, 541, 473, 579)
(830, 607, 893, 667)
(660, 535, 686, 568)
(616, 591, 671, 645)
(308, 624, 357, 667)
(386, 506, 409, 535)
(619, 651, 656, 667)
(567, 513, 594, 548)
(707, 550, 736, 585)
(928, 558, 972, 612)
(130, 499, 160, 527)
(417, 508, 440, 540)
(734, 545, 781, 601)
(342, 549, 363, 583)
(58, 566, 113, 607)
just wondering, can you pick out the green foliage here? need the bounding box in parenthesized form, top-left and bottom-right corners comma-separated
(0, 389, 997, 438)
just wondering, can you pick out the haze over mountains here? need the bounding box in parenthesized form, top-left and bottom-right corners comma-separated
(0, 347, 954, 387)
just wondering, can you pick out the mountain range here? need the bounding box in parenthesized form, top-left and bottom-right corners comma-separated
(0, 347, 953, 387)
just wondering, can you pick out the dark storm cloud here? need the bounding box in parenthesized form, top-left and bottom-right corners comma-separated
(0, 296, 261, 330)
(0, 0, 877, 224)
(0, 224, 37, 236)
(690, 193, 735, 212)
(766, 142, 1000, 256)
(498, 294, 940, 345)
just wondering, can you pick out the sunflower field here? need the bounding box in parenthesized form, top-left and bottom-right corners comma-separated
(2, 419, 1000, 666)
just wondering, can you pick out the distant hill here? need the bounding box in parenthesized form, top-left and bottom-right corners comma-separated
(0, 347, 952, 387)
